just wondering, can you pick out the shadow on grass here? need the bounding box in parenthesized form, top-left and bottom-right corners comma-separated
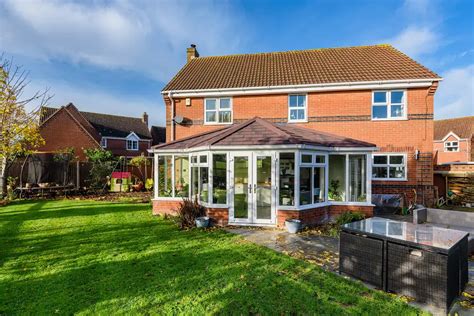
(0, 201, 419, 315)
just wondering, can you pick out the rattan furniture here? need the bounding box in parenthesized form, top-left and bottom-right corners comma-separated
(340, 217, 469, 312)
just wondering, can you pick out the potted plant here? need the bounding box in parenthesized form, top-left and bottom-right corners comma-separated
(195, 216, 210, 228)
(285, 218, 301, 233)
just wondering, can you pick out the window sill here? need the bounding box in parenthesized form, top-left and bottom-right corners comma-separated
(372, 178, 408, 182)
(287, 120, 308, 124)
(203, 122, 233, 126)
(371, 117, 408, 121)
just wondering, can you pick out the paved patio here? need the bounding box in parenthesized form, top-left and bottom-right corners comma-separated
(226, 226, 474, 316)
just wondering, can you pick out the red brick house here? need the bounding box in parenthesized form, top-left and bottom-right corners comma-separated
(150, 44, 441, 227)
(39, 103, 152, 160)
(433, 116, 474, 200)
(434, 116, 473, 165)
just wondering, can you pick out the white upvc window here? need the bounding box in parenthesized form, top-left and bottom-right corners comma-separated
(127, 139, 138, 151)
(372, 90, 406, 120)
(204, 98, 232, 124)
(101, 138, 107, 148)
(372, 154, 407, 181)
(444, 141, 459, 152)
(299, 152, 327, 205)
(288, 94, 307, 122)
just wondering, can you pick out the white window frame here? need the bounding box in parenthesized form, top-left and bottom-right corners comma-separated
(444, 141, 459, 152)
(288, 94, 308, 123)
(371, 90, 407, 121)
(126, 139, 139, 151)
(297, 152, 328, 207)
(372, 153, 407, 181)
(101, 138, 107, 148)
(204, 97, 233, 125)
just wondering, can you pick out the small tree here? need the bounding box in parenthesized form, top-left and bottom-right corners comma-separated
(84, 148, 118, 190)
(129, 153, 149, 183)
(53, 147, 76, 186)
(0, 55, 51, 197)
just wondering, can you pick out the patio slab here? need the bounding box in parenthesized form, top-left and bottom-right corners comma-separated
(226, 226, 474, 315)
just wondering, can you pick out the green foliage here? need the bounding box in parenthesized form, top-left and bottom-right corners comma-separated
(145, 178, 153, 191)
(84, 148, 118, 189)
(6, 176, 17, 200)
(0, 200, 423, 315)
(174, 197, 206, 229)
(335, 211, 366, 226)
(328, 179, 343, 201)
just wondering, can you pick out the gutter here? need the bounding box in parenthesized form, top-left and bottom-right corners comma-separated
(168, 91, 175, 142)
(162, 78, 443, 97)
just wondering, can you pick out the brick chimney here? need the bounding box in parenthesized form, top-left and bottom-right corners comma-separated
(186, 44, 199, 62)
(142, 112, 148, 126)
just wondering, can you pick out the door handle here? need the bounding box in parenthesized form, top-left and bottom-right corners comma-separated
(253, 184, 256, 193)
(248, 185, 252, 193)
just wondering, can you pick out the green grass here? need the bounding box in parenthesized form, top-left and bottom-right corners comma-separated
(0, 200, 424, 315)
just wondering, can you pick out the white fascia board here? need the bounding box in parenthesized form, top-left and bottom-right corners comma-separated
(162, 78, 442, 97)
(148, 144, 378, 154)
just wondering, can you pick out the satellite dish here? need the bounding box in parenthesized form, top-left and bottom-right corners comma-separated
(173, 115, 184, 124)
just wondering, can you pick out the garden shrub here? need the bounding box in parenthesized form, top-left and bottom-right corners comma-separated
(335, 211, 365, 226)
(175, 197, 206, 229)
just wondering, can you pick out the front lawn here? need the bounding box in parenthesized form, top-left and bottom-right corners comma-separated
(0, 200, 423, 314)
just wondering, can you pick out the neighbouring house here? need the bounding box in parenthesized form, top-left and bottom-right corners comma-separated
(150, 125, 167, 146)
(39, 103, 153, 160)
(150, 44, 441, 227)
(433, 116, 474, 203)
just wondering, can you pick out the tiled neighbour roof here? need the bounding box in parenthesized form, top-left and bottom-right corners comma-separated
(40, 104, 152, 139)
(152, 117, 375, 150)
(150, 125, 166, 145)
(163, 45, 440, 91)
(434, 116, 474, 140)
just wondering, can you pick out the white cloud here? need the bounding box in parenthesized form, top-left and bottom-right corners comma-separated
(0, 0, 248, 82)
(435, 65, 474, 119)
(382, 26, 439, 58)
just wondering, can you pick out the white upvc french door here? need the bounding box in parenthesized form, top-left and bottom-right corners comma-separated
(229, 152, 276, 225)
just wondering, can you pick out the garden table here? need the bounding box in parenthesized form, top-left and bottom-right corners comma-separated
(339, 217, 468, 311)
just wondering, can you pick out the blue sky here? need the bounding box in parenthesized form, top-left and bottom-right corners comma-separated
(1, 0, 473, 126)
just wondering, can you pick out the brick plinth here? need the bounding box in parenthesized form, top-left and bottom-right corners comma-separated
(152, 199, 181, 216)
(206, 207, 229, 226)
(277, 206, 329, 228)
(328, 205, 374, 219)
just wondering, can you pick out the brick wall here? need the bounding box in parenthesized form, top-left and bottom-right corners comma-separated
(152, 199, 181, 216)
(39, 109, 100, 161)
(164, 85, 437, 202)
(207, 207, 229, 226)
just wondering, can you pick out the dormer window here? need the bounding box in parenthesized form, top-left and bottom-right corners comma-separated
(126, 133, 139, 151)
(204, 98, 232, 124)
(444, 141, 459, 152)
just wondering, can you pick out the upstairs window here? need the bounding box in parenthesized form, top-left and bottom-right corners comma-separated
(205, 98, 232, 124)
(372, 91, 406, 120)
(372, 154, 406, 180)
(126, 139, 138, 151)
(288, 94, 307, 122)
(444, 141, 459, 152)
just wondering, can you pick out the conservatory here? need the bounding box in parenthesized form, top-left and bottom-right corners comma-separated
(150, 118, 377, 227)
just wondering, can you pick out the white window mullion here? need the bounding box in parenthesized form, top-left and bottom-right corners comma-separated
(154, 154, 159, 199)
(345, 154, 349, 202)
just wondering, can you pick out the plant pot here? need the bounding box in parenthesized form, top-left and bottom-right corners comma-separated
(285, 219, 301, 234)
(195, 216, 210, 228)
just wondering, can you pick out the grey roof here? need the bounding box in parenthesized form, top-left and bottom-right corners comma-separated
(153, 117, 375, 150)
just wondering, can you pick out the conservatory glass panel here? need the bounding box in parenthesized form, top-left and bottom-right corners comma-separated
(299, 167, 312, 205)
(348, 155, 366, 202)
(174, 156, 189, 197)
(212, 154, 227, 204)
(199, 167, 209, 203)
(158, 156, 173, 197)
(328, 155, 346, 201)
(279, 153, 295, 206)
(313, 167, 325, 203)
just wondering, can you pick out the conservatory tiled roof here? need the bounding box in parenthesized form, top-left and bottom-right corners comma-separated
(152, 117, 376, 150)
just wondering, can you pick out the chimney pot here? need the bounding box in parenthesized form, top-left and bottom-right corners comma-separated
(142, 112, 148, 126)
(186, 44, 199, 62)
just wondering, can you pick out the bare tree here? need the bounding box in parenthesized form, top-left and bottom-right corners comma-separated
(0, 54, 53, 197)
